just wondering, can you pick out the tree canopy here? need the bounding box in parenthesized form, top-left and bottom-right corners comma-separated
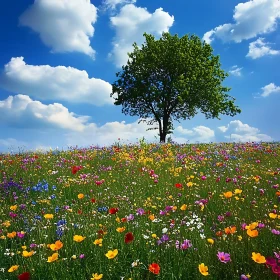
(111, 32, 241, 142)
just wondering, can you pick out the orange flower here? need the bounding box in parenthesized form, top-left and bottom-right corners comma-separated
(247, 229, 259, 237)
(149, 214, 155, 221)
(78, 193, 84, 199)
(50, 240, 63, 251)
(73, 235, 86, 242)
(47, 253, 59, 263)
(149, 263, 160, 275)
(198, 263, 209, 276)
(252, 252, 266, 264)
(7, 231, 16, 238)
(224, 226, 236, 235)
(223, 191, 233, 199)
(22, 250, 34, 258)
(105, 249, 118, 259)
(116, 227, 126, 233)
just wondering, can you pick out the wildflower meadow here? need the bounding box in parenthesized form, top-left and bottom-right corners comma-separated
(0, 141, 280, 279)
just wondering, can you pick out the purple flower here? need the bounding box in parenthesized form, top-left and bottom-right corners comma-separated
(272, 229, 280, 235)
(240, 274, 249, 280)
(127, 214, 134, 221)
(180, 239, 192, 250)
(17, 232, 25, 238)
(217, 215, 224, 222)
(165, 206, 173, 212)
(136, 208, 145, 216)
(161, 234, 169, 242)
(258, 223, 265, 228)
(217, 251, 231, 263)
(79, 254, 85, 259)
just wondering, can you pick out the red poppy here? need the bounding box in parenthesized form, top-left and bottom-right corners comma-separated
(108, 208, 119, 215)
(91, 198, 96, 203)
(175, 183, 183, 189)
(18, 272, 31, 280)
(121, 217, 127, 223)
(71, 165, 81, 175)
(125, 232, 134, 244)
(149, 263, 160, 275)
(77, 209, 82, 215)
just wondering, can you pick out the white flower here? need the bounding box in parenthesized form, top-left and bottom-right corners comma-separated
(162, 227, 168, 234)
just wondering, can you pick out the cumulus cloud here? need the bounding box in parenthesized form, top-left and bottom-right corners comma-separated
(218, 120, 273, 142)
(174, 125, 215, 143)
(0, 94, 90, 131)
(229, 65, 243, 77)
(203, 0, 280, 44)
(19, 0, 97, 57)
(259, 83, 280, 97)
(102, 0, 136, 11)
(246, 38, 280, 59)
(109, 4, 174, 67)
(0, 57, 113, 105)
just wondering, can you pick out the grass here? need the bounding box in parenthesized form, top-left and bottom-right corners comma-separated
(0, 141, 280, 279)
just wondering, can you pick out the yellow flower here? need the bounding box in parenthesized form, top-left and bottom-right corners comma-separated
(105, 249, 118, 259)
(234, 189, 242, 195)
(115, 217, 120, 223)
(198, 263, 209, 276)
(78, 193, 84, 199)
(10, 205, 17, 211)
(180, 204, 187, 210)
(3, 221, 11, 227)
(47, 252, 59, 262)
(207, 238, 214, 245)
(152, 234, 157, 238)
(116, 227, 126, 233)
(73, 235, 86, 242)
(93, 239, 103, 246)
(8, 265, 19, 272)
(7, 231, 16, 238)
(186, 182, 193, 187)
(50, 240, 63, 251)
(238, 235, 243, 241)
(44, 214, 54, 219)
(252, 252, 266, 264)
(269, 213, 277, 219)
(22, 250, 34, 258)
(91, 273, 103, 280)
(71, 255, 77, 259)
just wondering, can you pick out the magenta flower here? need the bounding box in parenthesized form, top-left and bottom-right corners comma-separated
(217, 251, 231, 263)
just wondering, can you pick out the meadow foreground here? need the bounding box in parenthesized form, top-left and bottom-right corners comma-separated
(0, 142, 279, 279)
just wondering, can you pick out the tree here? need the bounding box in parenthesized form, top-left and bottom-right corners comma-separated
(111, 32, 241, 143)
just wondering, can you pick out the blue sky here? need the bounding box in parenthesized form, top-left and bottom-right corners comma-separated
(0, 0, 279, 152)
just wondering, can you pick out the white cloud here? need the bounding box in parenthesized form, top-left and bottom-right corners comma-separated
(0, 94, 90, 131)
(174, 125, 215, 143)
(229, 65, 243, 77)
(109, 4, 174, 67)
(259, 83, 280, 97)
(0, 57, 113, 105)
(203, 0, 280, 43)
(218, 120, 273, 142)
(19, 0, 97, 57)
(102, 0, 136, 10)
(246, 37, 280, 59)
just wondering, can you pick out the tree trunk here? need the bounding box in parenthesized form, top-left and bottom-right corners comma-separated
(160, 132, 166, 143)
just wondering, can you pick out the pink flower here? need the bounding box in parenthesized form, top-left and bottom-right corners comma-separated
(217, 251, 231, 263)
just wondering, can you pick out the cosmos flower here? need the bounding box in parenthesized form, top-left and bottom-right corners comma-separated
(217, 252, 231, 263)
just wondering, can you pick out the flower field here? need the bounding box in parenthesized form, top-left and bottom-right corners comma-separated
(0, 141, 280, 279)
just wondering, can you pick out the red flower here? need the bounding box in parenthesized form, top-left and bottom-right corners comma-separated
(91, 198, 96, 203)
(121, 217, 127, 223)
(108, 208, 119, 215)
(125, 232, 134, 244)
(149, 263, 160, 275)
(175, 183, 183, 189)
(77, 209, 82, 215)
(18, 272, 31, 280)
(71, 165, 81, 175)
